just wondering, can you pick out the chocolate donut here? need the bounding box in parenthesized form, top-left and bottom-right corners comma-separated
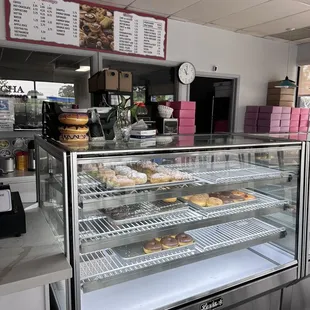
(161, 236, 178, 249)
(143, 240, 162, 254)
(176, 233, 193, 246)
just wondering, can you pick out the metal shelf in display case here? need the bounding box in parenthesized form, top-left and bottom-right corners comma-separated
(80, 218, 286, 292)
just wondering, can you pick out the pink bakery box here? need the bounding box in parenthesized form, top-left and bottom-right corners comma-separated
(300, 108, 310, 114)
(299, 126, 309, 132)
(246, 106, 260, 113)
(279, 127, 289, 133)
(244, 126, 257, 133)
(179, 118, 195, 126)
(280, 120, 290, 127)
(290, 114, 300, 121)
(281, 107, 292, 114)
(178, 126, 196, 134)
(173, 109, 195, 119)
(244, 119, 257, 126)
(257, 126, 280, 133)
(245, 112, 259, 120)
(170, 101, 196, 110)
(290, 120, 299, 127)
(258, 113, 281, 120)
(289, 126, 299, 133)
(300, 114, 309, 120)
(300, 120, 309, 127)
(291, 108, 301, 114)
(260, 106, 282, 113)
(258, 120, 280, 127)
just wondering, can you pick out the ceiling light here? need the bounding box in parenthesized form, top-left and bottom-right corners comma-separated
(75, 66, 90, 72)
(275, 28, 297, 89)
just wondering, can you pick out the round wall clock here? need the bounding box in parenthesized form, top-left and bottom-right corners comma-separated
(178, 62, 196, 85)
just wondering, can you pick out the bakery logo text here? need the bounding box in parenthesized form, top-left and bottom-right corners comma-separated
(200, 297, 223, 310)
(0, 85, 24, 94)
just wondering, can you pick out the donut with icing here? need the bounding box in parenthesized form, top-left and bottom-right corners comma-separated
(58, 113, 89, 126)
(59, 134, 89, 144)
(59, 125, 89, 135)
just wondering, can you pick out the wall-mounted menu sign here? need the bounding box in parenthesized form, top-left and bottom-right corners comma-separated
(5, 0, 167, 60)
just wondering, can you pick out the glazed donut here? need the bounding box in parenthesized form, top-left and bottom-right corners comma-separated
(161, 236, 178, 249)
(143, 240, 162, 254)
(163, 197, 177, 203)
(205, 197, 223, 207)
(176, 233, 193, 246)
(190, 194, 207, 207)
(58, 113, 89, 126)
(59, 134, 89, 144)
(231, 190, 246, 197)
(59, 125, 89, 135)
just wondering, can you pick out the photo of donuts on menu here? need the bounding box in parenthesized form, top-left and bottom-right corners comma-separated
(79, 4, 114, 50)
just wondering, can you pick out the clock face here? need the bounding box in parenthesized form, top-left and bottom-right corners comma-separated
(178, 62, 196, 85)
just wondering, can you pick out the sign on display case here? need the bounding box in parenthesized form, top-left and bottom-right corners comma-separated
(5, 0, 167, 60)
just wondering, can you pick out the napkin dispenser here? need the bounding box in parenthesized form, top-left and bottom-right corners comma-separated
(0, 184, 26, 237)
(0, 184, 12, 212)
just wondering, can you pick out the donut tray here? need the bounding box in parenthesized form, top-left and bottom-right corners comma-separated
(113, 239, 196, 260)
(183, 189, 258, 212)
(102, 200, 189, 225)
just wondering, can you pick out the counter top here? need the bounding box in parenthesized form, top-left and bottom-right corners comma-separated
(0, 207, 72, 296)
(0, 170, 36, 184)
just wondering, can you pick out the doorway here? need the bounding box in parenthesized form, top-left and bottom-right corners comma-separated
(190, 76, 236, 134)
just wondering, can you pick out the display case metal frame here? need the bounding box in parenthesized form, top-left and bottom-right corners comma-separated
(36, 134, 305, 310)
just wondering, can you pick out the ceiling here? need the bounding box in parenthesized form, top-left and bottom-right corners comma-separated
(89, 0, 310, 43)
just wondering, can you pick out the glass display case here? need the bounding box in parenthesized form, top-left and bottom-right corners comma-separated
(35, 134, 304, 310)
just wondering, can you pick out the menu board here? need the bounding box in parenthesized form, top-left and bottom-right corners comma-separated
(5, 0, 167, 59)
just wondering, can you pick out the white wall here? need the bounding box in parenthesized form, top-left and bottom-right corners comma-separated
(166, 20, 298, 131)
(0, 0, 297, 131)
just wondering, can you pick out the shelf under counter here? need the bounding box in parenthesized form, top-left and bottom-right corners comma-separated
(80, 218, 287, 293)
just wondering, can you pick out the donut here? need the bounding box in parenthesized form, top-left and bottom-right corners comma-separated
(244, 194, 256, 200)
(182, 195, 192, 200)
(155, 237, 161, 242)
(161, 236, 178, 249)
(231, 190, 246, 197)
(80, 10, 87, 20)
(98, 169, 115, 181)
(59, 125, 89, 135)
(106, 176, 135, 188)
(84, 13, 96, 23)
(190, 194, 207, 207)
(163, 197, 177, 203)
(149, 173, 170, 184)
(176, 233, 193, 246)
(58, 113, 89, 126)
(205, 197, 223, 207)
(89, 23, 101, 33)
(129, 171, 147, 185)
(59, 134, 89, 144)
(143, 240, 162, 254)
(81, 4, 92, 12)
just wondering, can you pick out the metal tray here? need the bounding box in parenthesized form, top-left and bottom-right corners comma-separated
(113, 238, 196, 261)
(183, 189, 257, 212)
(105, 178, 195, 190)
(103, 200, 189, 225)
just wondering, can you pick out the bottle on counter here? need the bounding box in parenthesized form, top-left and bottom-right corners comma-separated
(15, 151, 28, 171)
(27, 140, 36, 171)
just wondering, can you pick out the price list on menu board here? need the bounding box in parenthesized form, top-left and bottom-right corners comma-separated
(113, 12, 166, 58)
(6, 0, 167, 59)
(8, 0, 79, 46)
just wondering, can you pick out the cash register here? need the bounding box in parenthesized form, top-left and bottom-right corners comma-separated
(0, 184, 26, 237)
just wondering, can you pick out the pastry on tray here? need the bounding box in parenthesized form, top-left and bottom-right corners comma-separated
(190, 194, 209, 207)
(106, 175, 135, 187)
(149, 173, 171, 184)
(143, 233, 194, 254)
(162, 197, 177, 203)
(205, 197, 223, 207)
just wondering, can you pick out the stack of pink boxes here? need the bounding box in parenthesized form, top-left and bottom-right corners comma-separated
(257, 106, 291, 133)
(290, 108, 310, 132)
(244, 106, 259, 133)
(170, 101, 196, 134)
